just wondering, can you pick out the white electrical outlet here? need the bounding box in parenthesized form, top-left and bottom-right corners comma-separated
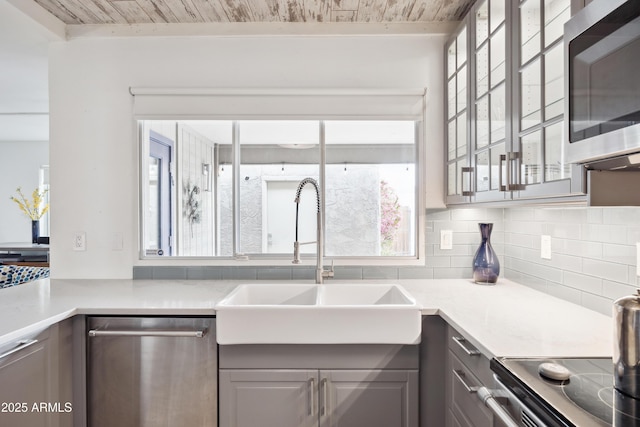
(73, 232, 86, 251)
(440, 230, 453, 250)
(541, 235, 551, 260)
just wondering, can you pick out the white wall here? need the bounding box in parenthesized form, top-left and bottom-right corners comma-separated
(0, 141, 48, 242)
(49, 34, 446, 278)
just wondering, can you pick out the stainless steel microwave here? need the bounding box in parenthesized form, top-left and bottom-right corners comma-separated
(565, 0, 640, 165)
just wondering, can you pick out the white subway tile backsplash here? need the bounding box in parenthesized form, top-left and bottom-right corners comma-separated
(602, 280, 636, 301)
(562, 271, 602, 294)
(602, 243, 636, 265)
(583, 259, 628, 284)
(580, 292, 612, 316)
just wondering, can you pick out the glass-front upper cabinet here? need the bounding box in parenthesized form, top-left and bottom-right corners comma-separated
(471, 0, 511, 203)
(445, 20, 471, 204)
(513, 0, 583, 199)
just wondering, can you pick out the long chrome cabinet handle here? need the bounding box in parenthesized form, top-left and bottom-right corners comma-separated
(320, 378, 328, 416)
(477, 387, 520, 427)
(88, 330, 205, 338)
(461, 166, 474, 196)
(309, 378, 316, 417)
(0, 339, 39, 360)
(452, 336, 481, 356)
(453, 369, 479, 393)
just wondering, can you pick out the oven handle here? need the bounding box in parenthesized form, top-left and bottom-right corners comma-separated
(477, 386, 520, 427)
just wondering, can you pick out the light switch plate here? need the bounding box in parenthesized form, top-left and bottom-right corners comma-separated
(541, 235, 551, 260)
(440, 230, 453, 250)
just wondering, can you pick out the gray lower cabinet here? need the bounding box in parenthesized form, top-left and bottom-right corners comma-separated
(219, 344, 419, 427)
(0, 319, 74, 427)
(445, 326, 494, 427)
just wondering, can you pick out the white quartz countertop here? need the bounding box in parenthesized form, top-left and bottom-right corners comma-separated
(0, 278, 612, 359)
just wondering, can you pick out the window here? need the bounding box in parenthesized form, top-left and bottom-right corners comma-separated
(139, 119, 419, 261)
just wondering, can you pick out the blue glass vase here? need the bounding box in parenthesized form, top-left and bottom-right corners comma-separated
(472, 223, 500, 284)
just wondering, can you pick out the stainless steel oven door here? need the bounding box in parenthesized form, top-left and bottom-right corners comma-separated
(492, 376, 549, 427)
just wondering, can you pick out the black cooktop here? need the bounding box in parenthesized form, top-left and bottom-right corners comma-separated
(492, 357, 640, 427)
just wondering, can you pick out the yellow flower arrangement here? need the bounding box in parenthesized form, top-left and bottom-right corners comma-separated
(10, 187, 49, 221)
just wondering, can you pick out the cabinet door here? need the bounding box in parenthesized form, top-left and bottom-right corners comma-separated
(0, 329, 52, 427)
(219, 369, 317, 427)
(320, 370, 418, 427)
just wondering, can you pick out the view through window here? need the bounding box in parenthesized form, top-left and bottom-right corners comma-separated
(140, 120, 418, 260)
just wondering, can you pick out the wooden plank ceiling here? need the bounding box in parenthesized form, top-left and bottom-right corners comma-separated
(33, 0, 474, 24)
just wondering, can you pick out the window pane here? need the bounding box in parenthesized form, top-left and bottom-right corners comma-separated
(491, 83, 506, 143)
(521, 130, 542, 185)
(448, 119, 457, 160)
(476, 43, 489, 97)
(490, 25, 506, 86)
(457, 65, 467, 113)
(544, 43, 564, 120)
(140, 119, 233, 257)
(476, 0, 489, 47)
(521, 59, 542, 130)
(476, 96, 489, 149)
(457, 27, 467, 68)
(490, 0, 505, 33)
(544, 0, 569, 47)
(457, 112, 467, 157)
(448, 41, 457, 78)
(490, 145, 504, 190)
(521, 0, 541, 65)
(476, 150, 489, 192)
(544, 121, 569, 181)
(238, 120, 320, 255)
(325, 121, 416, 257)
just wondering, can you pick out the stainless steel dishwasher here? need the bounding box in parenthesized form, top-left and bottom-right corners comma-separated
(87, 316, 217, 427)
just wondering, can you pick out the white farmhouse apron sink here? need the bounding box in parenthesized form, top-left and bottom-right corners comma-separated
(215, 283, 422, 345)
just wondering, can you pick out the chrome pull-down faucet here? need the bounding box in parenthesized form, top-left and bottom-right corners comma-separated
(292, 177, 334, 284)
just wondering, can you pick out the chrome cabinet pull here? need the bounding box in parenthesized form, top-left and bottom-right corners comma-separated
(453, 369, 479, 393)
(88, 330, 205, 338)
(0, 339, 38, 360)
(477, 387, 520, 427)
(320, 378, 328, 416)
(461, 166, 474, 196)
(452, 336, 481, 356)
(499, 154, 507, 191)
(309, 377, 316, 417)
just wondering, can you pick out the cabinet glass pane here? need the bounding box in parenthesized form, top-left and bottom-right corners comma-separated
(448, 120, 457, 160)
(457, 113, 467, 157)
(457, 28, 467, 69)
(457, 66, 467, 113)
(448, 42, 457, 78)
(544, 121, 569, 181)
(476, 96, 489, 149)
(476, 150, 489, 192)
(521, 0, 541, 65)
(448, 78, 456, 119)
(448, 163, 457, 195)
(490, 25, 506, 86)
(476, 43, 489, 97)
(490, 0, 505, 33)
(490, 145, 503, 190)
(544, 0, 570, 47)
(544, 44, 563, 120)
(491, 83, 506, 143)
(521, 59, 542, 130)
(476, 0, 489, 47)
(521, 130, 542, 185)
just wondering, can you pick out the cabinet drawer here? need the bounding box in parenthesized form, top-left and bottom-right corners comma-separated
(449, 352, 493, 427)
(447, 327, 493, 386)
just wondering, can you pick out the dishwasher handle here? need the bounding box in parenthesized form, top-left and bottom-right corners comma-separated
(477, 386, 520, 427)
(88, 329, 205, 338)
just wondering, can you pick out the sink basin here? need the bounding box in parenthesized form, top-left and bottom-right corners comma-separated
(216, 283, 421, 345)
(219, 284, 318, 306)
(318, 284, 415, 306)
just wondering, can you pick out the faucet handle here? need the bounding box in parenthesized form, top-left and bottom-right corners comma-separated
(323, 260, 335, 278)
